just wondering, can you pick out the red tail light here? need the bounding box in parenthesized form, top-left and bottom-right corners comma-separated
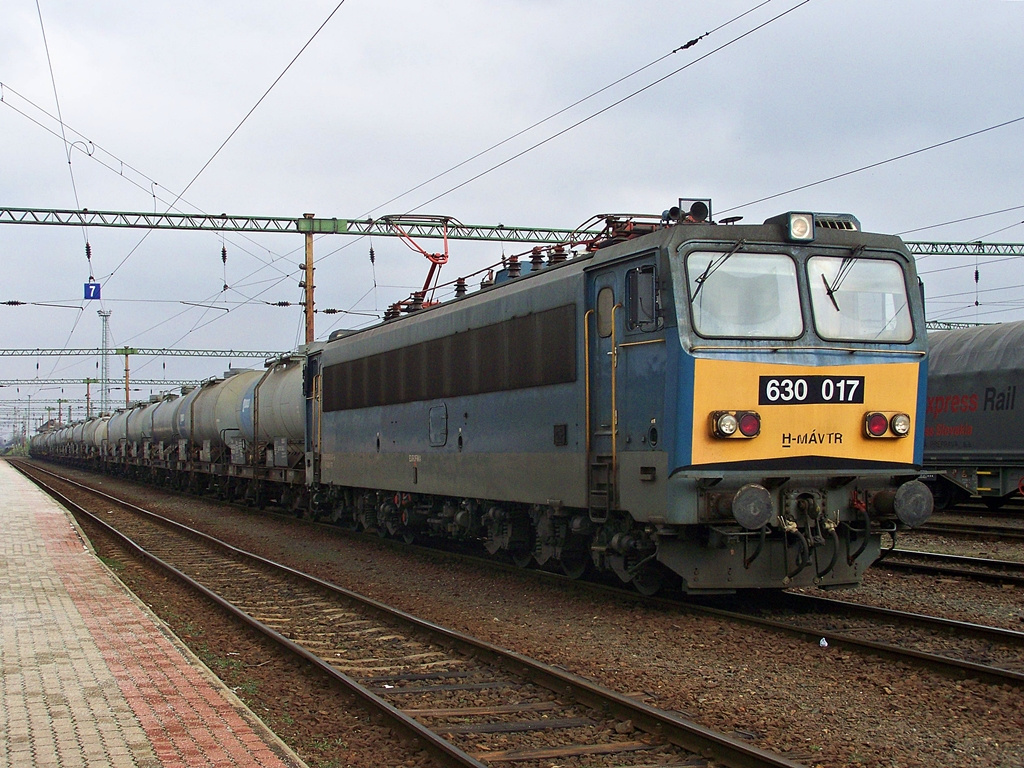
(738, 412, 761, 437)
(865, 412, 890, 436)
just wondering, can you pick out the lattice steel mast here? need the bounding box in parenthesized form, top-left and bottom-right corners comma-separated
(97, 310, 112, 415)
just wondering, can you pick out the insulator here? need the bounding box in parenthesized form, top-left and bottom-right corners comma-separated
(85, 242, 92, 260)
(222, 245, 227, 264)
(369, 246, 375, 264)
(3, 300, 26, 306)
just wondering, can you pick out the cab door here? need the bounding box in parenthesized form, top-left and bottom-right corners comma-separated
(587, 272, 619, 520)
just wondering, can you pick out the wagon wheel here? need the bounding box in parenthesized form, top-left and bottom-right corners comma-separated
(930, 482, 956, 511)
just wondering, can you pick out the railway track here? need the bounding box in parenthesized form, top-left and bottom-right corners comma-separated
(19, 461, 1024, 694)
(876, 547, 1024, 586)
(732, 592, 1024, 686)
(14, 460, 807, 768)
(915, 520, 1024, 541)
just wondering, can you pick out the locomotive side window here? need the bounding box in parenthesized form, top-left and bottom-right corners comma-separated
(807, 256, 913, 342)
(686, 251, 802, 339)
(626, 265, 658, 331)
(322, 303, 577, 411)
(597, 287, 614, 338)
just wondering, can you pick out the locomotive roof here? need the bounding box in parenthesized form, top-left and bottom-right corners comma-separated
(928, 320, 1024, 375)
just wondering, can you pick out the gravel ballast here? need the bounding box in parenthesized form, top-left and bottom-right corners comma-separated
(46, 468, 1024, 768)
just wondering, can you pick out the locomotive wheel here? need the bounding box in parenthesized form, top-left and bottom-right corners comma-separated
(631, 563, 663, 596)
(559, 550, 590, 580)
(510, 545, 534, 569)
(340, 509, 361, 532)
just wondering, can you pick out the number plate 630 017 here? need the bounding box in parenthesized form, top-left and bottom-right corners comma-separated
(758, 376, 865, 405)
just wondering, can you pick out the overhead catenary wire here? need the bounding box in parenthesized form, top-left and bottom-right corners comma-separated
(307, 0, 814, 282)
(99, 0, 351, 285)
(718, 115, 1024, 216)
(6, 0, 822, 348)
(361, 0, 778, 218)
(32, 0, 97, 379)
(897, 203, 1024, 238)
(401, 0, 814, 216)
(8, 0, 1024, 364)
(0, 83, 298, 285)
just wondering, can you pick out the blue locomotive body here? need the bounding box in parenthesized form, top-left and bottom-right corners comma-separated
(305, 211, 933, 592)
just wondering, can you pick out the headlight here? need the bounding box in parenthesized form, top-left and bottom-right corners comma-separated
(890, 413, 911, 436)
(713, 412, 738, 437)
(788, 212, 814, 241)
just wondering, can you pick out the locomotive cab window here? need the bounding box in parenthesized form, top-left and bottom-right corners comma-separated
(807, 255, 913, 342)
(685, 250, 802, 339)
(596, 286, 615, 338)
(626, 264, 658, 331)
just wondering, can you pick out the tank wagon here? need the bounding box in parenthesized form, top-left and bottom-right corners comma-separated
(923, 320, 1024, 509)
(31, 204, 934, 593)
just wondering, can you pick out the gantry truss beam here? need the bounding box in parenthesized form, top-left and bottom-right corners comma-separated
(0, 348, 286, 358)
(0, 207, 601, 244)
(0, 378, 200, 387)
(925, 321, 990, 330)
(906, 241, 1024, 257)
(3, 206, 1023, 254)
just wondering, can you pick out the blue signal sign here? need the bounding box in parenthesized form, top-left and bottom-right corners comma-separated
(84, 282, 101, 300)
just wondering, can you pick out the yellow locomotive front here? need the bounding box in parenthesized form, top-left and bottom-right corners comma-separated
(656, 212, 932, 591)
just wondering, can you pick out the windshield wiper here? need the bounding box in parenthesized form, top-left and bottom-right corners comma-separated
(819, 245, 866, 312)
(821, 273, 841, 311)
(690, 240, 745, 302)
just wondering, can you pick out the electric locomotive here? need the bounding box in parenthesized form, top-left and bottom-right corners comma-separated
(306, 202, 934, 593)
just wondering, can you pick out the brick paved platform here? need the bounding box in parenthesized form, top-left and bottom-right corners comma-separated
(0, 460, 308, 768)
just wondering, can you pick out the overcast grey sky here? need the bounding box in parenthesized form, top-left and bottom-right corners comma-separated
(2, 0, 1023, 425)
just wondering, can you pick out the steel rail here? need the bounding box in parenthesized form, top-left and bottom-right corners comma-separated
(875, 548, 1024, 586)
(13, 461, 488, 768)
(776, 592, 1024, 648)
(916, 521, 1024, 541)
(656, 599, 1024, 689)
(16, 460, 807, 768)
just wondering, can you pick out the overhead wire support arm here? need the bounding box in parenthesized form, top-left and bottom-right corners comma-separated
(333, 216, 601, 244)
(5, 208, 1024, 252)
(905, 241, 1024, 257)
(0, 347, 286, 358)
(0, 207, 300, 233)
(0, 207, 603, 244)
(0, 377, 202, 386)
